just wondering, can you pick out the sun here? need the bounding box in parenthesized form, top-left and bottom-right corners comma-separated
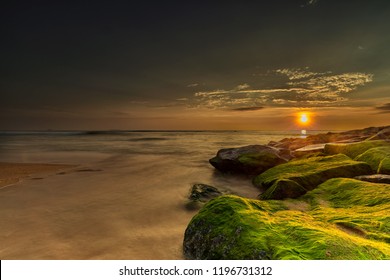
(297, 112, 310, 126)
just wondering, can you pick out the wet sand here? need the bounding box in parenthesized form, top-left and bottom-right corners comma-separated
(0, 153, 258, 260)
(0, 162, 74, 189)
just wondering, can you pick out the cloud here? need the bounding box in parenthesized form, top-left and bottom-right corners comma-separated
(235, 83, 250, 90)
(376, 103, 390, 113)
(231, 106, 264, 112)
(187, 83, 199, 87)
(301, 0, 319, 7)
(192, 68, 373, 110)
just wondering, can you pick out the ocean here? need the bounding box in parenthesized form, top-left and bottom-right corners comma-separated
(0, 130, 307, 194)
(0, 130, 309, 161)
(0, 130, 319, 259)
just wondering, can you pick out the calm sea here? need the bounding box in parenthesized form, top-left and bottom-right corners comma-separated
(0, 130, 314, 158)
(0, 130, 327, 259)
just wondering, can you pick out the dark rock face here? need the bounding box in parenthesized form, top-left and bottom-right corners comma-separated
(186, 183, 227, 211)
(209, 145, 288, 175)
(189, 184, 223, 203)
(354, 174, 390, 184)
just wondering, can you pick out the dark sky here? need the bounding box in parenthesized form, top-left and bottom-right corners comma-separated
(2, 0, 390, 130)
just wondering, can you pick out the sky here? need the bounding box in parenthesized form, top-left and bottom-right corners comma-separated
(1, 0, 390, 131)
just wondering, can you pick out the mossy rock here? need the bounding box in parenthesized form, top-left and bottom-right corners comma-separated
(378, 157, 390, 174)
(209, 145, 287, 175)
(259, 179, 307, 200)
(355, 146, 390, 173)
(355, 174, 390, 184)
(292, 144, 326, 158)
(253, 154, 372, 197)
(183, 178, 390, 259)
(186, 183, 227, 210)
(188, 183, 223, 203)
(324, 140, 390, 159)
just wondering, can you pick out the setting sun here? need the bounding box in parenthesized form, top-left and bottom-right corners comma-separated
(298, 112, 310, 125)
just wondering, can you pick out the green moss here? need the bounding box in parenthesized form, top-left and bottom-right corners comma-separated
(302, 178, 390, 244)
(354, 146, 390, 173)
(253, 154, 372, 194)
(324, 140, 390, 159)
(259, 179, 307, 200)
(184, 178, 390, 259)
(238, 152, 283, 169)
(378, 157, 390, 174)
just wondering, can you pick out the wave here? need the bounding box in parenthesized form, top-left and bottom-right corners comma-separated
(128, 137, 169, 142)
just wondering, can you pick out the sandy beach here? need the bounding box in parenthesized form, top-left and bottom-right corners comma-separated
(0, 154, 258, 259)
(0, 162, 74, 189)
(0, 157, 192, 259)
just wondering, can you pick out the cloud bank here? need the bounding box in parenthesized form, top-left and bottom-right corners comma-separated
(192, 68, 373, 110)
(376, 103, 390, 113)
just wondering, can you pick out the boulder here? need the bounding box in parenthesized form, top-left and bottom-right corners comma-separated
(378, 157, 390, 174)
(209, 145, 288, 175)
(253, 154, 372, 199)
(188, 183, 223, 203)
(292, 144, 326, 158)
(355, 146, 390, 173)
(368, 127, 390, 140)
(259, 179, 307, 200)
(184, 179, 390, 259)
(324, 140, 390, 159)
(355, 174, 390, 184)
(186, 183, 225, 210)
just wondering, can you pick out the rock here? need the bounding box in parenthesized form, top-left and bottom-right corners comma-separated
(259, 179, 307, 200)
(355, 146, 390, 173)
(368, 127, 390, 140)
(354, 174, 390, 184)
(209, 145, 288, 175)
(292, 144, 326, 158)
(183, 179, 390, 259)
(185, 183, 225, 211)
(189, 183, 223, 203)
(253, 154, 372, 199)
(378, 157, 390, 174)
(269, 125, 390, 152)
(324, 140, 390, 159)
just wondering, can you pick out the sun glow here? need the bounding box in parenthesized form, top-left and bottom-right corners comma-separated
(297, 112, 310, 126)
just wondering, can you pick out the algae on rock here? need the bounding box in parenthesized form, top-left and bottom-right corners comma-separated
(324, 140, 390, 159)
(183, 178, 390, 260)
(253, 154, 372, 199)
(378, 157, 390, 174)
(209, 145, 288, 175)
(355, 146, 390, 174)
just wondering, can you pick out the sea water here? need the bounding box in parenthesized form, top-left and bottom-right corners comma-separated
(0, 130, 321, 259)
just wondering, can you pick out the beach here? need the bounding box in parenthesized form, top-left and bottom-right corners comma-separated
(0, 131, 292, 259)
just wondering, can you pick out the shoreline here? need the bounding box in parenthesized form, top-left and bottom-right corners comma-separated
(0, 162, 76, 189)
(0, 155, 200, 259)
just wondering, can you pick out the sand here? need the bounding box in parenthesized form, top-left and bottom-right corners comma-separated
(0, 162, 74, 189)
(0, 155, 217, 260)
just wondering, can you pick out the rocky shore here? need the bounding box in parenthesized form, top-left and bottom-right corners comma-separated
(184, 125, 390, 260)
